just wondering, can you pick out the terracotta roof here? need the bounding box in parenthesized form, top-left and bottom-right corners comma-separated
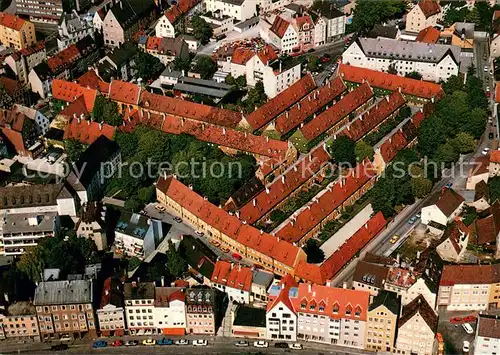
(470, 155, 490, 177)
(100, 277, 123, 309)
(477, 316, 500, 339)
(146, 36, 162, 51)
(52, 79, 97, 112)
(267, 274, 298, 312)
(60, 96, 91, 118)
(475, 201, 500, 245)
(156, 176, 303, 268)
(416, 26, 440, 43)
(76, 70, 110, 93)
(295, 15, 313, 31)
(352, 260, 390, 289)
(63, 118, 116, 145)
(339, 64, 444, 100)
(300, 82, 374, 141)
(425, 188, 464, 217)
(246, 74, 316, 130)
(140, 90, 242, 128)
(231, 47, 255, 65)
(238, 145, 330, 224)
(18, 41, 45, 57)
(0, 109, 29, 155)
(291, 283, 370, 321)
(491, 149, 500, 163)
(0, 76, 22, 96)
(48, 44, 81, 73)
(210, 261, 253, 292)
(108, 79, 141, 106)
(275, 76, 346, 136)
(165, 0, 201, 24)
(417, 0, 441, 18)
(0, 12, 28, 31)
(256, 44, 278, 65)
(342, 91, 406, 141)
(440, 263, 500, 286)
(399, 295, 437, 332)
(270, 16, 290, 38)
(276, 161, 377, 243)
(380, 130, 408, 163)
(444, 220, 469, 255)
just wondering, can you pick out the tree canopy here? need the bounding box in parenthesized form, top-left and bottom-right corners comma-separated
(327, 136, 356, 166)
(191, 16, 213, 44)
(303, 239, 325, 264)
(135, 51, 165, 81)
(192, 55, 217, 79)
(92, 95, 123, 126)
(349, 0, 406, 34)
(64, 139, 86, 163)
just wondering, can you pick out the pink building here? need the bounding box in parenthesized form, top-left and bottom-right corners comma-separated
(186, 288, 218, 335)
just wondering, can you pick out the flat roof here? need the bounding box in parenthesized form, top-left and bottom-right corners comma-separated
(174, 82, 230, 98)
(34, 280, 93, 305)
(2, 211, 57, 234)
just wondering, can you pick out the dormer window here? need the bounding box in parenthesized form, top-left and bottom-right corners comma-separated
(301, 303, 306, 310)
(319, 305, 324, 312)
(333, 303, 339, 314)
(310, 304, 315, 310)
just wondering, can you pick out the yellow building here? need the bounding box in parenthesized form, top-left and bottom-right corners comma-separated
(365, 290, 400, 352)
(0, 12, 36, 50)
(155, 174, 307, 276)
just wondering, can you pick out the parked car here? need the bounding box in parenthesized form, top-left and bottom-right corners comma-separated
(59, 335, 72, 342)
(463, 315, 477, 323)
(490, 132, 495, 140)
(157, 338, 173, 345)
(193, 339, 208, 346)
(463, 340, 470, 352)
(221, 247, 230, 253)
(254, 341, 269, 348)
(93, 340, 107, 348)
(235, 340, 249, 347)
(289, 343, 303, 349)
(416, 212, 421, 219)
(450, 316, 463, 324)
(210, 239, 221, 247)
(274, 342, 289, 348)
(195, 230, 204, 237)
(408, 216, 417, 224)
(389, 234, 400, 244)
(485, 66, 489, 72)
(142, 338, 155, 346)
(51, 344, 69, 351)
(124, 340, 138, 346)
(232, 253, 242, 260)
(110, 340, 124, 347)
(462, 323, 474, 334)
(175, 339, 189, 345)
(445, 182, 453, 189)
(483, 147, 491, 156)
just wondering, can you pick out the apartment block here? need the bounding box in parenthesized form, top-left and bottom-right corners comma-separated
(97, 277, 125, 336)
(124, 282, 155, 334)
(365, 291, 400, 352)
(0, 13, 36, 50)
(0, 302, 40, 341)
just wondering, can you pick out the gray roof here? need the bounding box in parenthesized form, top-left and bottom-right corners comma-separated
(34, 280, 93, 305)
(368, 24, 399, 39)
(219, 0, 245, 5)
(252, 269, 274, 287)
(115, 211, 150, 240)
(235, 16, 260, 30)
(454, 22, 474, 39)
(0, 184, 69, 210)
(174, 77, 232, 98)
(161, 66, 182, 79)
(355, 37, 461, 64)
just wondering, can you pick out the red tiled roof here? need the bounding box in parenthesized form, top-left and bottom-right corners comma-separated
(295, 15, 313, 31)
(109, 79, 141, 106)
(440, 264, 500, 286)
(211, 261, 253, 292)
(19, 41, 45, 56)
(491, 150, 500, 163)
(0, 109, 28, 155)
(275, 77, 347, 136)
(418, 0, 441, 18)
(165, 0, 201, 24)
(63, 118, 116, 145)
(76, 70, 110, 93)
(238, 145, 330, 224)
(52, 79, 97, 112)
(0, 12, 28, 31)
(0, 76, 22, 96)
(146, 36, 163, 50)
(267, 274, 298, 312)
(475, 201, 500, 245)
(231, 47, 255, 65)
(276, 161, 377, 243)
(339, 64, 444, 100)
(270, 16, 290, 38)
(140, 90, 242, 128)
(380, 130, 408, 163)
(246, 74, 316, 130)
(416, 26, 440, 43)
(256, 44, 278, 65)
(290, 283, 370, 321)
(48, 44, 81, 72)
(60, 95, 91, 118)
(300, 82, 374, 141)
(342, 91, 406, 141)
(156, 176, 303, 268)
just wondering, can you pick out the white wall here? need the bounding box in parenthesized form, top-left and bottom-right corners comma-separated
(155, 16, 175, 38)
(153, 300, 186, 330)
(266, 300, 296, 341)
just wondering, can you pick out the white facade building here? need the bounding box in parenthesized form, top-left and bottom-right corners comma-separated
(266, 280, 297, 341)
(124, 282, 155, 334)
(342, 38, 461, 82)
(405, 0, 441, 33)
(153, 286, 186, 334)
(268, 16, 299, 54)
(57, 11, 95, 51)
(420, 188, 464, 227)
(475, 316, 500, 355)
(13, 104, 50, 136)
(204, 0, 256, 22)
(97, 277, 125, 336)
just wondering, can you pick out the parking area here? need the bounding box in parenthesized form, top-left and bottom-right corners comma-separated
(437, 310, 479, 354)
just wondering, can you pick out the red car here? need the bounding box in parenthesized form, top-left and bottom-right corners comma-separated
(450, 317, 463, 324)
(232, 253, 242, 260)
(463, 315, 477, 323)
(111, 340, 124, 347)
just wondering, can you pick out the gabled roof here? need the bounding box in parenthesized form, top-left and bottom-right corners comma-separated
(76, 70, 110, 93)
(491, 149, 500, 163)
(339, 64, 444, 100)
(369, 290, 400, 315)
(267, 274, 298, 313)
(440, 263, 500, 286)
(165, 0, 201, 24)
(238, 145, 330, 224)
(48, 44, 81, 73)
(210, 261, 253, 292)
(109, 79, 141, 105)
(295, 15, 313, 31)
(417, 0, 441, 18)
(231, 47, 254, 65)
(256, 44, 278, 65)
(475, 201, 500, 245)
(246, 74, 316, 130)
(63, 118, 116, 145)
(300, 82, 374, 141)
(353, 260, 390, 289)
(424, 188, 464, 217)
(0, 76, 22, 96)
(416, 26, 440, 44)
(0, 12, 28, 31)
(477, 316, 500, 339)
(100, 277, 123, 309)
(368, 24, 399, 39)
(270, 16, 291, 38)
(399, 295, 437, 332)
(52, 79, 97, 112)
(380, 130, 408, 163)
(109, 0, 155, 30)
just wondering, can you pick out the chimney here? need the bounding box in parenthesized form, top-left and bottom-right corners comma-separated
(99, 123, 102, 130)
(265, 187, 270, 194)
(308, 283, 312, 293)
(281, 175, 285, 184)
(342, 282, 347, 289)
(223, 127, 226, 135)
(161, 276, 165, 287)
(253, 199, 256, 206)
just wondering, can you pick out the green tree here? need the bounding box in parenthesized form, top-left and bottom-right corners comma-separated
(172, 56, 192, 72)
(127, 257, 141, 271)
(405, 71, 422, 80)
(114, 130, 139, 160)
(191, 15, 213, 44)
(387, 63, 398, 75)
(17, 246, 45, 282)
(489, 176, 500, 203)
(355, 140, 374, 161)
(135, 51, 165, 81)
(443, 3, 469, 26)
(270, 209, 286, 222)
(411, 176, 433, 198)
(303, 239, 325, 264)
(167, 241, 186, 277)
(124, 196, 143, 212)
(64, 139, 86, 163)
(435, 142, 459, 166)
(450, 132, 476, 154)
(192, 55, 217, 79)
(348, 0, 406, 34)
(243, 81, 267, 112)
(92, 95, 123, 126)
(327, 136, 356, 166)
(235, 75, 247, 88)
(137, 186, 155, 204)
(307, 56, 320, 72)
(465, 7, 481, 25)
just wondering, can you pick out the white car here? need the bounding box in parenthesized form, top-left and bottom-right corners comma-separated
(175, 339, 189, 345)
(463, 340, 470, 352)
(462, 323, 474, 334)
(193, 339, 207, 346)
(482, 147, 491, 156)
(235, 341, 249, 347)
(485, 66, 489, 72)
(253, 341, 269, 348)
(289, 343, 303, 349)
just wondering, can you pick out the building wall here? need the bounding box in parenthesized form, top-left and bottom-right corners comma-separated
(401, 278, 436, 309)
(0, 314, 40, 340)
(35, 303, 96, 339)
(153, 300, 186, 333)
(352, 281, 381, 296)
(266, 300, 297, 341)
(77, 220, 107, 251)
(186, 306, 215, 335)
(264, 62, 301, 98)
(97, 305, 125, 334)
(421, 205, 447, 226)
(103, 11, 124, 47)
(0, 21, 36, 50)
(326, 15, 345, 41)
(405, 6, 440, 33)
(396, 312, 435, 355)
(437, 284, 490, 311)
(155, 16, 176, 38)
(16, 0, 64, 24)
(365, 305, 397, 352)
(488, 283, 500, 309)
(115, 231, 144, 259)
(475, 335, 500, 354)
(124, 298, 155, 333)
